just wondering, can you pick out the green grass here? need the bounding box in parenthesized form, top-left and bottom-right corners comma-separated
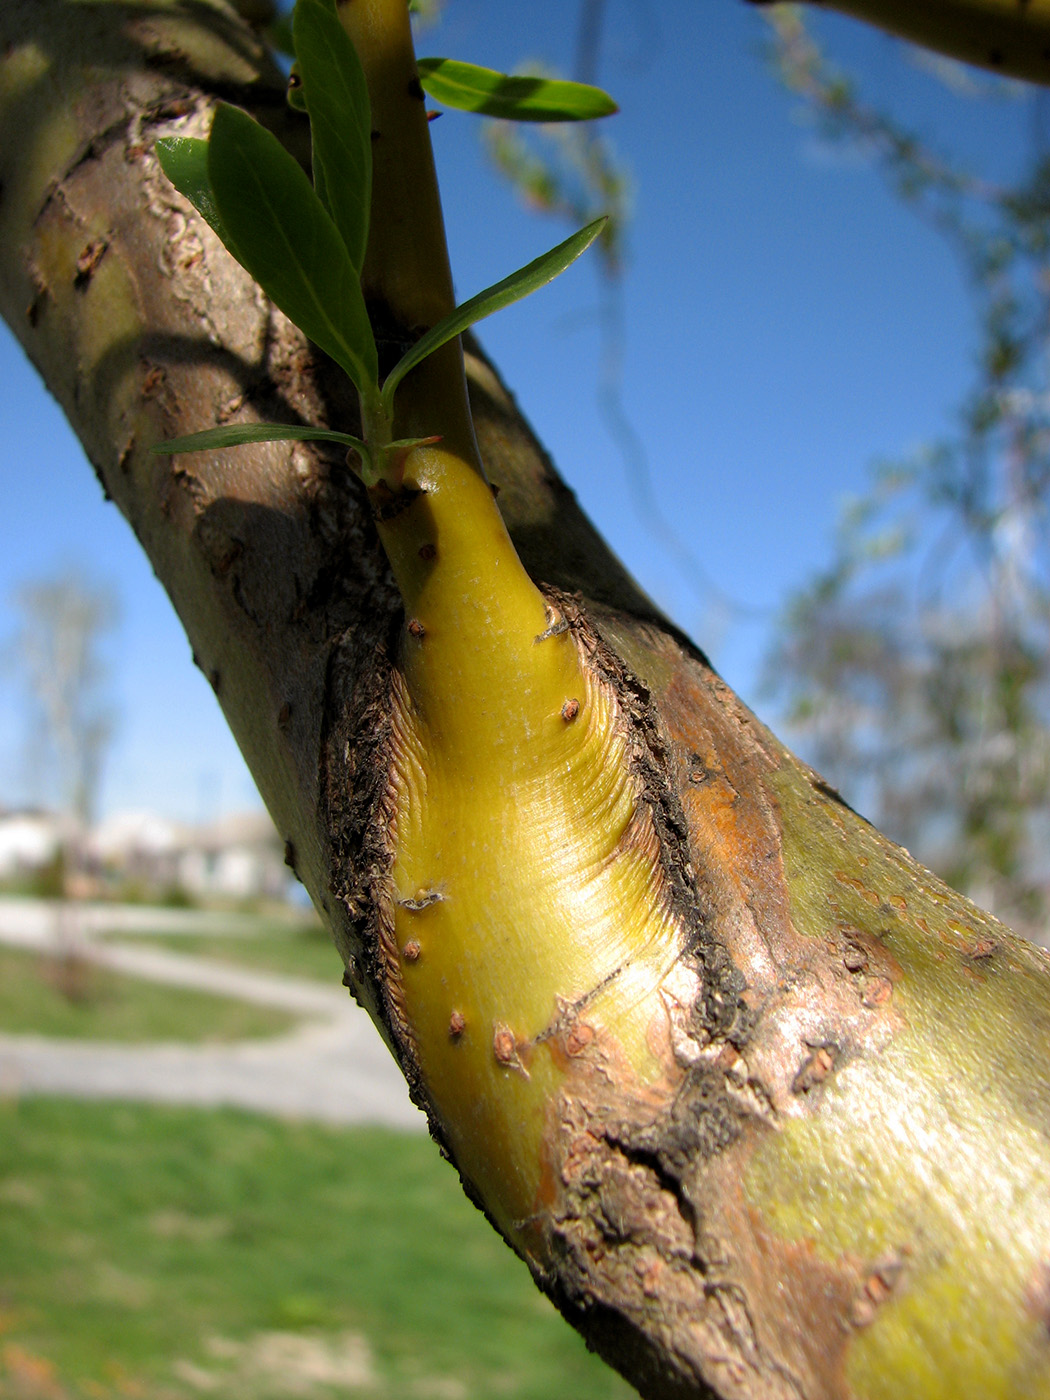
(99, 921, 346, 984)
(0, 1099, 636, 1400)
(0, 945, 295, 1042)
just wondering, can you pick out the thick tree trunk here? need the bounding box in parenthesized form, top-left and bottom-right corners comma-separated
(3, 4, 1050, 1398)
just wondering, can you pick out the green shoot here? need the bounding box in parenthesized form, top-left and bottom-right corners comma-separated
(206, 103, 378, 396)
(153, 0, 611, 491)
(152, 424, 368, 455)
(380, 217, 607, 415)
(292, 0, 372, 272)
(151, 424, 440, 490)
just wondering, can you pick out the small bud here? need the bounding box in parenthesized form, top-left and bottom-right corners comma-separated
(843, 944, 868, 972)
(565, 1021, 594, 1056)
(403, 939, 422, 963)
(449, 1010, 466, 1039)
(561, 698, 580, 722)
(493, 1024, 517, 1064)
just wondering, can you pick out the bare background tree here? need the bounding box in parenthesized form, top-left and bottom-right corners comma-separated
(762, 8, 1050, 941)
(8, 570, 119, 829)
(472, 2, 1050, 945)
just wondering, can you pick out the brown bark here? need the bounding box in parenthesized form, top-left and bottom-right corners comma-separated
(4, 4, 1050, 1397)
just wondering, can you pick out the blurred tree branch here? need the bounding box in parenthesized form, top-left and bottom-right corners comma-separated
(764, 6, 1050, 936)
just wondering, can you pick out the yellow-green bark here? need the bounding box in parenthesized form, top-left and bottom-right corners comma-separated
(377, 445, 683, 1241)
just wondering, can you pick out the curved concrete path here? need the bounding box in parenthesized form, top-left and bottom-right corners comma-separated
(0, 896, 423, 1130)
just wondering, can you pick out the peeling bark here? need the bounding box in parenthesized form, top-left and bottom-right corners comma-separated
(4, 4, 1050, 1397)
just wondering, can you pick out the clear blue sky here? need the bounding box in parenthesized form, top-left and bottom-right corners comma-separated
(0, 1, 1034, 821)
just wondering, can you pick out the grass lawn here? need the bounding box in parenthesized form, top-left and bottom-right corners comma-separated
(99, 922, 345, 984)
(0, 1099, 636, 1400)
(0, 946, 295, 1042)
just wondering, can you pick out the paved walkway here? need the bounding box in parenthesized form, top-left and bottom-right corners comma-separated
(0, 897, 423, 1130)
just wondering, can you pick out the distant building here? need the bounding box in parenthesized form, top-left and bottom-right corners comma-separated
(174, 811, 291, 901)
(0, 809, 64, 879)
(0, 806, 293, 903)
(88, 810, 183, 888)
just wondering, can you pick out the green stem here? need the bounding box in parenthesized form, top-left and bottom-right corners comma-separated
(332, 0, 685, 1246)
(337, 0, 475, 450)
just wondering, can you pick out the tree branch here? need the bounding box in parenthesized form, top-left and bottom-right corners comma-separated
(4, 3, 1050, 1397)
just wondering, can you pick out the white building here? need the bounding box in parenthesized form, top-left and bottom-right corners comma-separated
(0, 809, 64, 879)
(0, 806, 292, 903)
(174, 810, 291, 901)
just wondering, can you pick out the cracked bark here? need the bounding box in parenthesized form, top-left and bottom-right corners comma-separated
(4, 3, 1050, 1397)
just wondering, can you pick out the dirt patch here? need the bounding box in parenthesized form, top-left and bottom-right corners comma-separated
(148, 1210, 232, 1244)
(174, 1330, 374, 1396)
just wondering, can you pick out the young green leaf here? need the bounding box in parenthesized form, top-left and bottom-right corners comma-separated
(206, 103, 378, 392)
(293, 0, 372, 272)
(151, 423, 367, 455)
(155, 137, 242, 260)
(381, 216, 607, 411)
(417, 58, 618, 122)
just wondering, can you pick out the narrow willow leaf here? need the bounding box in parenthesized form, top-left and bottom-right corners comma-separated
(388, 436, 441, 451)
(207, 103, 378, 391)
(155, 138, 242, 259)
(151, 423, 367, 455)
(293, 0, 372, 271)
(417, 58, 618, 122)
(381, 216, 606, 410)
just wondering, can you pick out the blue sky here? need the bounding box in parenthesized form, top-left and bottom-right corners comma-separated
(0, 1, 1035, 821)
